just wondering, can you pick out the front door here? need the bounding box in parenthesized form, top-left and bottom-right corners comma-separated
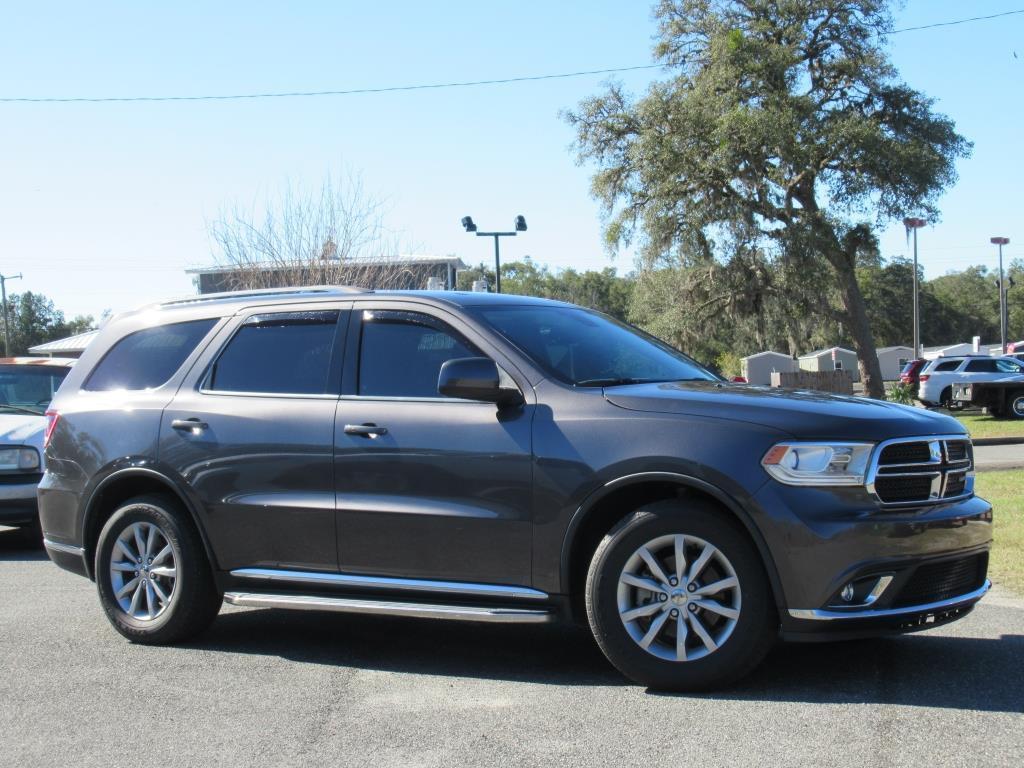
(334, 305, 534, 587)
(160, 306, 347, 573)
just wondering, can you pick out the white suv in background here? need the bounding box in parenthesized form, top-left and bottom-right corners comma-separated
(918, 355, 1024, 407)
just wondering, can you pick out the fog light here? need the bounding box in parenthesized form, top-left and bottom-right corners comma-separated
(840, 583, 856, 603)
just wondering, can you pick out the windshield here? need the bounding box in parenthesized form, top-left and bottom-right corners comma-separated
(474, 306, 715, 387)
(0, 364, 71, 415)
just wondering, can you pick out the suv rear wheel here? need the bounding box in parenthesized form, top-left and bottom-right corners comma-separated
(585, 500, 776, 690)
(95, 494, 221, 644)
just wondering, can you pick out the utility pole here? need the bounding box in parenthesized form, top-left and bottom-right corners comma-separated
(0, 272, 22, 357)
(991, 237, 1010, 354)
(903, 217, 926, 358)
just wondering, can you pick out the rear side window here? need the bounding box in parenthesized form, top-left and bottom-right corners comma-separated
(965, 359, 998, 373)
(206, 311, 340, 395)
(932, 359, 962, 372)
(84, 319, 216, 391)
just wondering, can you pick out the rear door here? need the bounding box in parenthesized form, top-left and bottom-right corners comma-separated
(160, 304, 348, 573)
(333, 303, 534, 586)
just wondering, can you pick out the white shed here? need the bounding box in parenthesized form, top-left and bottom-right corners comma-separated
(922, 343, 974, 361)
(797, 347, 860, 382)
(876, 346, 915, 380)
(741, 351, 797, 385)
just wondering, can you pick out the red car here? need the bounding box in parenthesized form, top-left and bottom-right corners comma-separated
(899, 358, 927, 386)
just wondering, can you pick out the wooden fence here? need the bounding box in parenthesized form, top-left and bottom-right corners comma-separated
(770, 370, 854, 394)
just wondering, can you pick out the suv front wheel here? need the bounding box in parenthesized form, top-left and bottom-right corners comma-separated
(585, 500, 776, 690)
(95, 494, 221, 644)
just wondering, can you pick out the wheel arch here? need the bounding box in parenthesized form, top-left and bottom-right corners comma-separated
(560, 472, 786, 619)
(81, 467, 218, 580)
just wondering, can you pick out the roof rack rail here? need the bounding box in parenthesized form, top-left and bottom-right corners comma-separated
(157, 285, 368, 307)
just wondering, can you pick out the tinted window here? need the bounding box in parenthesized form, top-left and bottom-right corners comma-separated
(932, 359, 962, 372)
(965, 359, 999, 373)
(207, 311, 340, 395)
(0, 365, 70, 413)
(358, 311, 478, 397)
(85, 319, 216, 391)
(475, 306, 715, 386)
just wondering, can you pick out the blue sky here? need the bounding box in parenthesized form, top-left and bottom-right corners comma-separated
(0, 1, 1021, 319)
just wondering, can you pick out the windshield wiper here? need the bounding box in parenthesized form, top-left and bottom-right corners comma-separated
(0, 404, 44, 416)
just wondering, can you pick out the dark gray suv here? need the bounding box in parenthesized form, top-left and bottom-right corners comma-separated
(39, 287, 992, 689)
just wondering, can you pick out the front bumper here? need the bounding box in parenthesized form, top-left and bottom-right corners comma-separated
(752, 480, 993, 638)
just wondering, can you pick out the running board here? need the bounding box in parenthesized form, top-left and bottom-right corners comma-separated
(223, 591, 555, 624)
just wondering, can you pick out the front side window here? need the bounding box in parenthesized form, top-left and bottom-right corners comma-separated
(206, 311, 340, 395)
(358, 311, 479, 398)
(85, 319, 216, 391)
(0, 364, 70, 414)
(996, 358, 1024, 374)
(474, 306, 715, 387)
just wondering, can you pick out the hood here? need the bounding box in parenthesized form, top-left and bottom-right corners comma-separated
(0, 413, 46, 447)
(603, 381, 965, 441)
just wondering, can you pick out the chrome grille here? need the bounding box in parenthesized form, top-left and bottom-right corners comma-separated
(868, 436, 973, 506)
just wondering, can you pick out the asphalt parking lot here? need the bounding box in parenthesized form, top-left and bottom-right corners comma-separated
(1, 526, 1021, 768)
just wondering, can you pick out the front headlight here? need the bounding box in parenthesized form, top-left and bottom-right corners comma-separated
(761, 442, 873, 486)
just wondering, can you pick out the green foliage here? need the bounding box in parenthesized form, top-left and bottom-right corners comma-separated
(456, 259, 634, 321)
(566, 0, 970, 398)
(0, 292, 94, 356)
(715, 351, 742, 379)
(887, 382, 917, 405)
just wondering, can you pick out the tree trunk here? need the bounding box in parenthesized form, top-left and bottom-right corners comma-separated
(830, 253, 886, 399)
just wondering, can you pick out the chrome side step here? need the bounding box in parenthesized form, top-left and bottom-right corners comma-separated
(223, 591, 555, 624)
(229, 567, 549, 601)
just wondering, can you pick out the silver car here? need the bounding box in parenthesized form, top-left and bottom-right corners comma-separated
(0, 357, 74, 529)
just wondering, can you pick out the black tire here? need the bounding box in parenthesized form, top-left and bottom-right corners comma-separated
(95, 494, 221, 644)
(940, 387, 964, 411)
(1007, 390, 1024, 420)
(585, 500, 776, 691)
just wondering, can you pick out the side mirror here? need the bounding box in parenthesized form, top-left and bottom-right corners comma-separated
(438, 357, 523, 406)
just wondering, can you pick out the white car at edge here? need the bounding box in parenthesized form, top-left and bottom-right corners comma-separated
(0, 357, 75, 531)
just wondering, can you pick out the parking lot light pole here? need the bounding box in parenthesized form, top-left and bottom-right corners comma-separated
(461, 215, 527, 294)
(991, 237, 1010, 354)
(903, 217, 926, 358)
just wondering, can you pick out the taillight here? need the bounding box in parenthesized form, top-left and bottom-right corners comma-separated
(919, 375, 930, 382)
(44, 410, 60, 448)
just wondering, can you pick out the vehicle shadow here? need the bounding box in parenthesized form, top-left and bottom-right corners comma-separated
(0, 525, 46, 561)
(192, 608, 1024, 711)
(658, 633, 1024, 714)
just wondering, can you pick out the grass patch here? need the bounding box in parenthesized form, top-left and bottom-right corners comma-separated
(975, 470, 1024, 595)
(955, 413, 1024, 440)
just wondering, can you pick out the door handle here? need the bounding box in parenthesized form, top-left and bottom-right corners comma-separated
(344, 423, 388, 438)
(171, 418, 209, 433)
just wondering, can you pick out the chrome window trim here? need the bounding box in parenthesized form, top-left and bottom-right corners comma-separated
(230, 567, 549, 601)
(865, 434, 975, 507)
(789, 580, 989, 621)
(197, 388, 340, 401)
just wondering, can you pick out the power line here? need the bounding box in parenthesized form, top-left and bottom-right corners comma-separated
(1, 8, 1019, 105)
(0, 64, 663, 104)
(888, 8, 1024, 35)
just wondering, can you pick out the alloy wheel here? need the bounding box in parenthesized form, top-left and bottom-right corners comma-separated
(109, 522, 179, 621)
(616, 533, 741, 662)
